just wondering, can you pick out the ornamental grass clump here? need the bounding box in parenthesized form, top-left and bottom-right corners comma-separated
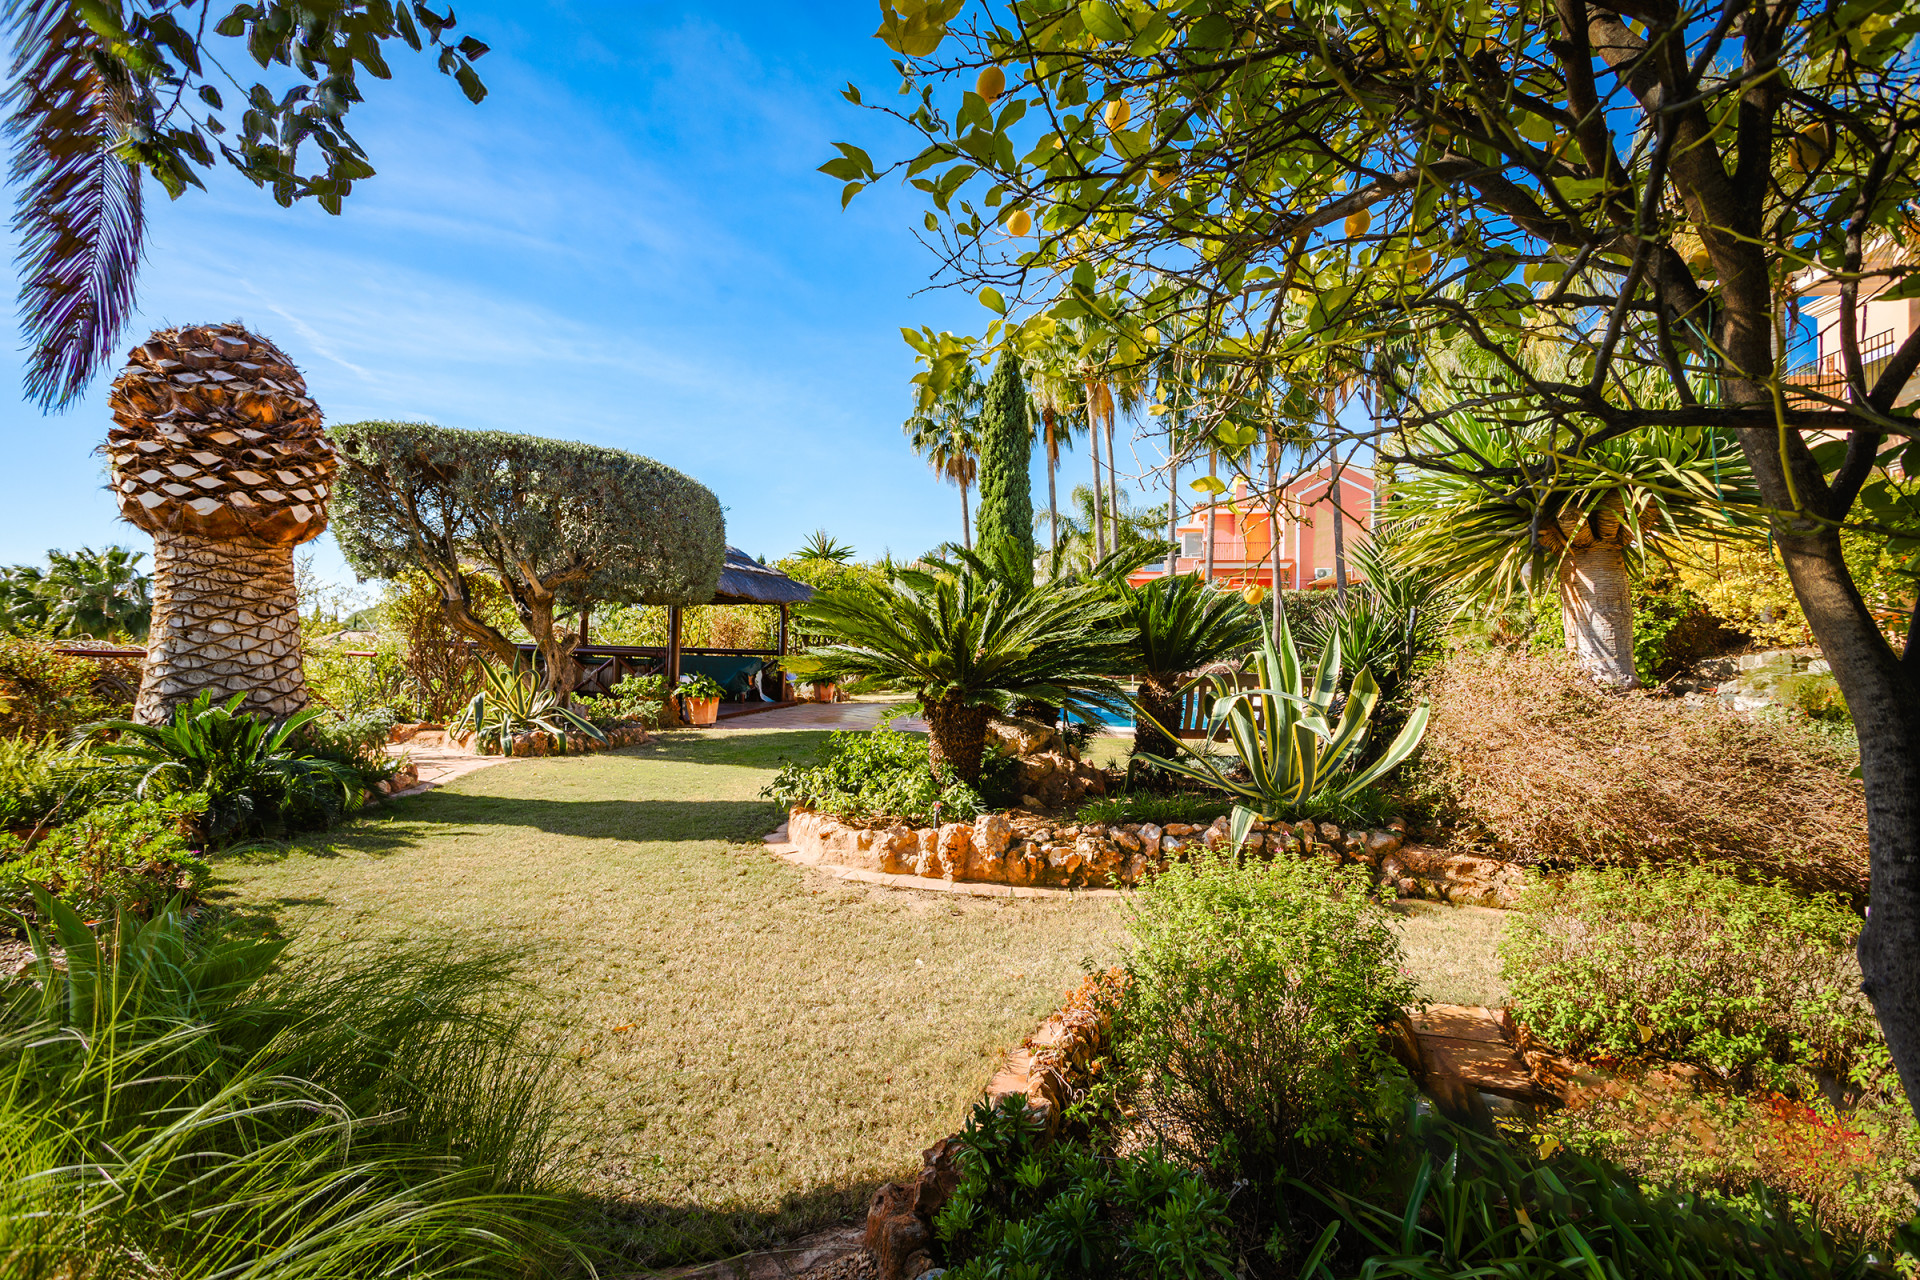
(1118, 854, 1416, 1190)
(0, 893, 581, 1278)
(1501, 865, 1877, 1091)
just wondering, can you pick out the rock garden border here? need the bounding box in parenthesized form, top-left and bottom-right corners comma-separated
(783, 805, 1529, 907)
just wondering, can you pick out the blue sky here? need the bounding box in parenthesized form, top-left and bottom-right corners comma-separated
(0, 2, 1166, 595)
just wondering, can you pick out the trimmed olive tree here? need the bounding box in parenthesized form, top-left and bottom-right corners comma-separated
(329, 421, 725, 698)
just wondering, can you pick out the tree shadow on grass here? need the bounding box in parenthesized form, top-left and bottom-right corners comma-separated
(568, 1178, 879, 1275)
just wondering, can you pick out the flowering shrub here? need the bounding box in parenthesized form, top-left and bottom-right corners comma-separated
(0, 635, 122, 738)
(1501, 865, 1877, 1093)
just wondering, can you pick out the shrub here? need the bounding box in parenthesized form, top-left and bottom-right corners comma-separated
(932, 1096, 1237, 1280)
(0, 634, 119, 738)
(85, 693, 366, 844)
(1413, 648, 1867, 897)
(1118, 854, 1416, 1188)
(582, 673, 665, 728)
(450, 661, 606, 755)
(761, 728, 987, 825)
(1535, 1073, 1920, 1246)
(0, 793, 209, 921)
(304, 636, 419, 722)
(1501, 866, 1877, 1090)
(0, 734, 110, 830)
(0, 895, 579, 1276)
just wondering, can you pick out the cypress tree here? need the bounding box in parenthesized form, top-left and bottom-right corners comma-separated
(974, 349, 1034, 578)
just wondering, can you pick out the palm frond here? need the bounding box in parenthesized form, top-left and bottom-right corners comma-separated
(5, 0, 149, 409)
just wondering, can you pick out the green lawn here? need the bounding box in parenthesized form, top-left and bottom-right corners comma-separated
(211, 725, 1509, 1268)
(212, 728, 1127, 1267)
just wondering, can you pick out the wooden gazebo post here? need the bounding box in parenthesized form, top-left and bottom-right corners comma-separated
(666, 605, 682, 690)
(778, 604, 789, 656)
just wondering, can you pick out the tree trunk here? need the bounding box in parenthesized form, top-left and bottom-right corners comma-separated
(1044, 408, 1060, 565)
(136, 533, 307, 723)
(1557, 538, 1637, 688)
(1089, 403, 1108, 563)
(1330, 455, 1349, 605)
(923, 697, 991, 784)
(1134, 674, 1183, 760)
(1106, 416, 1121, 555)
(1167, 436, 1179, 576)
(960, 476, 972, 551)
(1204, 449, 1217, 584)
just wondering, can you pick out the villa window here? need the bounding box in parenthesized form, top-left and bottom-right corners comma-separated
(1180, 531, 1203, 557)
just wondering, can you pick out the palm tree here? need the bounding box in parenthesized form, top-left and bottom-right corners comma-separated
(793, 553, 1131, 783)
(39, 545, 152, 640)
(1119, 573, 1263, 758)
(797, 529, 856, 565)
(1020, 333, 1087, 566)
(105, 324, 334, 722)
(1042, 484, 1171, 577)
(1393, 409, 1755, 687)
(904, 361, 985, 550)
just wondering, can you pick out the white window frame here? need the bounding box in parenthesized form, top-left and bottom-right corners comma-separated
(1180, 531, 1203, 558)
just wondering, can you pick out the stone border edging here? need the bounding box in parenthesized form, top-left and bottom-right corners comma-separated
(762, 824, 1125, 899)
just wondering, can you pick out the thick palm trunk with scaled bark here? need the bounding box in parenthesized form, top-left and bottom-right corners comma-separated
(1134, 674, 1182, 760)
(923, 697, 991, 784)
(106, 324, 334, 723)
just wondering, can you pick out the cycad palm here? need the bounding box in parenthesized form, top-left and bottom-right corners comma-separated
(1119, 573, 1262, 758)
(793, 553, 1130, 783)
(904, 361, 985, 550)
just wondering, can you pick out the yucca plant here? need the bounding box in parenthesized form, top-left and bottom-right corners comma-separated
(83, 691, 361, 843)
(1135, 605, 1428, 850)
(451, 660, 607, 755)
(0, 891, 581, 1278)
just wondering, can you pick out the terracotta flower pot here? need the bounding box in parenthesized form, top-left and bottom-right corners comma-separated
(685, 695, 721, 727)
(813, 682, 838, 704)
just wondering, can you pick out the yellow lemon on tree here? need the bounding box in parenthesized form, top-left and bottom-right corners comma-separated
(1408, 248, 1433, 275)
(1346, 207, 1372, 238)
(1242, 583, 1268, 607)
(1790, 123, 1832, 172)
(1152, 166, 1179, 188)
(1104, 98, 1131, 131)
(977, 65, 1006, 103)
(1006, 209, 1033, 237)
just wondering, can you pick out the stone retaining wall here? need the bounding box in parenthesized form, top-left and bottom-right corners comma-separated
(787, 805, 1528, 906)
(390, 720, 652, 757)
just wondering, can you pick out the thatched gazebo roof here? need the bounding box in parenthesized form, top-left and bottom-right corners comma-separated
(709, 547, 814, 606)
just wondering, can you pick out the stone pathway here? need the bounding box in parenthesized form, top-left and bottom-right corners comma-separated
(383, 731, 512, 797)
(1409, 1004, 1540, 1100)
(709, 699, 928, 733)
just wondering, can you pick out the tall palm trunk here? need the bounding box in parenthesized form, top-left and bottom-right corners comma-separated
(1043, 407, 1060, 563)
(1166, 432, 1179, 576)
(1558, 539, 1637, 688)
(960, 476, 972, 550)
(1134, 673, 1182, 760)
(105, 323, 333, 723)
(1089, 397, 1108, 562)
(1105, 415, 1120, 555)
(1203, 449, 1217, 583)
(1330, 454, 1349, 605)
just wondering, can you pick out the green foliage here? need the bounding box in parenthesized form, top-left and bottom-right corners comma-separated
(933, 1097, 1236, 1280)
(584, 674, 665, 728)
(1119, 855, 1416, 1188)
(8, 0, 488, 408)
(1293, 536, 1449, 709)
(1117, 571, 1261, 748)
(83, 692, 364, 845)
(974, 348, 1036, 577)
(330, 419, 725, 693)
(1075, 792, 1230, 828)
(1778, 670, 1852, 723)
(303, 636, 419, 721)
(1138, 606, 1427, 844)
(450, 661, 608, 755)
(761, 728, 986, 825)
(0, 734, 109, 830)
(793, 551, 1129, 781)
(1300, 1109, 1896, 1279)
(0, 793, 208, 922)
(0, 894, 579, 1276)
(1501, 866, 1879, 1092)
(677, 672, 727, 700)
(796, 529, 857, 565)
(0, 546, 152, 640)
(0, 635, 121, 738)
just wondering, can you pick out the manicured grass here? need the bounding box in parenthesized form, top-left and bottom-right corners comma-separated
(1392, 900, 1509, 1007)
(211, 728, 1126, 1268)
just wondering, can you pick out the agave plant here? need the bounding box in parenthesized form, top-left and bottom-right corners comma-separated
(1135, 606, 1428, 852)
(84, 691, 362, 842)
(451, 660, 607, 755)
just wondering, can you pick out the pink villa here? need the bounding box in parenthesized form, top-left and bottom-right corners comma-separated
(1127, 464, 1377, 590)
(1789, 241, 1920, 409)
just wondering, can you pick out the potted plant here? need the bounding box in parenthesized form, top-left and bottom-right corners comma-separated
(677, 673, 726, 727)
(811, 680, 839, 704)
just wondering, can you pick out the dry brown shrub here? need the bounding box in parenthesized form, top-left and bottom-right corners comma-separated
(1414, 647, 1867, 899)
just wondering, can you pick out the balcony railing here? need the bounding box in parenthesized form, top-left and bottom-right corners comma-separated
(1785, 329, 1896, 405)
